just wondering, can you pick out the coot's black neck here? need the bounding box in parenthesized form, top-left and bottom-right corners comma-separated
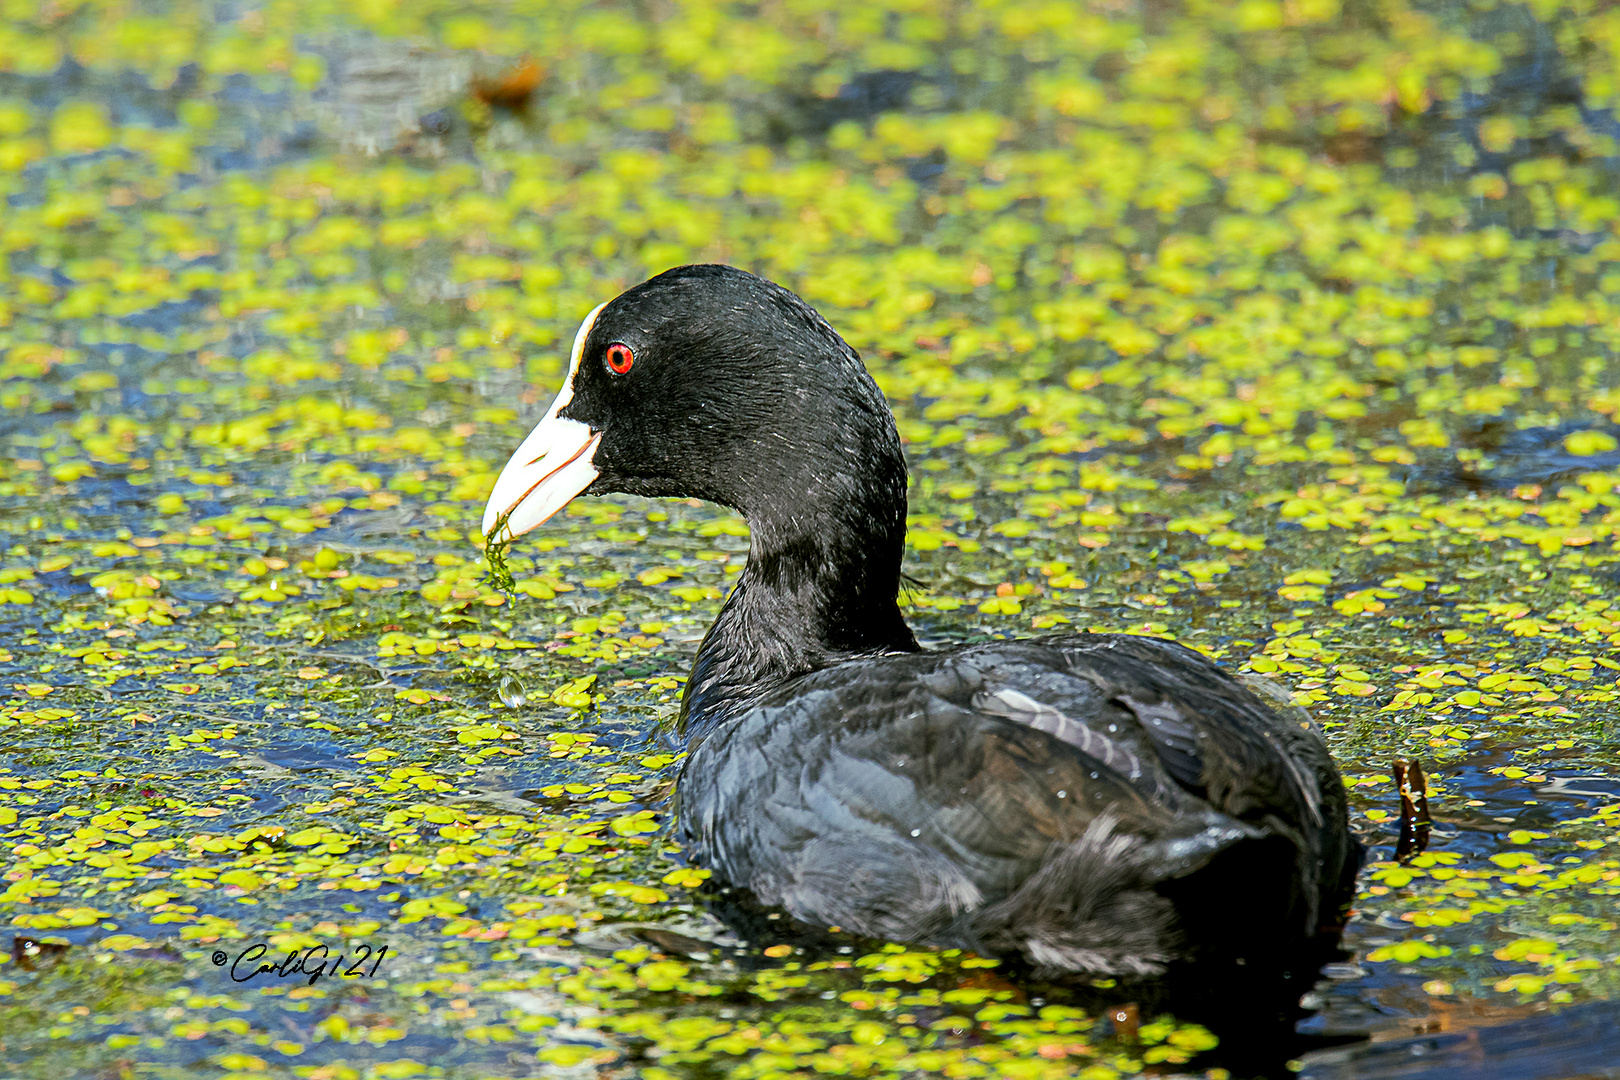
(676, 443, 920, 743)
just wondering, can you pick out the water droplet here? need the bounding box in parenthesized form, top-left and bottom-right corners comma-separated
(498, 674, 527, 708)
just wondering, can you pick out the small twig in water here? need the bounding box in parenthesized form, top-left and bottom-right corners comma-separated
(1393, 759, 1432, 864)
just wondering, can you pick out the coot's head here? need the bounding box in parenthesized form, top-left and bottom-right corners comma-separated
(482, 265, 906, 544)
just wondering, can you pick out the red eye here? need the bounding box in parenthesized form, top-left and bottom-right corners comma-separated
(605, 342, 634, 375)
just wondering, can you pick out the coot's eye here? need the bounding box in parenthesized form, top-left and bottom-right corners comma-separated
(605, 342, 634, 375)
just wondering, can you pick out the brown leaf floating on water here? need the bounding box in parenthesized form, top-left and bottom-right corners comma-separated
(472, 56, 543, 113)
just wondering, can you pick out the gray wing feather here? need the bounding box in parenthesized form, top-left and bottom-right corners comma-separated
(974, 686, 1144, 781)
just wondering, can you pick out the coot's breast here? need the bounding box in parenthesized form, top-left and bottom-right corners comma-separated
(674, 634, 1352, 974)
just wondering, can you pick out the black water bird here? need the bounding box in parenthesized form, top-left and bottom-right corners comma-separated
(483, 264, 1358, 976)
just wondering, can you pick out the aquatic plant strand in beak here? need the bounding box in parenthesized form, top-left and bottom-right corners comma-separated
(484, 506, 518, 592)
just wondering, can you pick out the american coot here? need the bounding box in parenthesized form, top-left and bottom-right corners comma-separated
(483, 264, 1359, 976)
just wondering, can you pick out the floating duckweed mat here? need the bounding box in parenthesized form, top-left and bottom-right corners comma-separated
(3, 0, 1620, 1077)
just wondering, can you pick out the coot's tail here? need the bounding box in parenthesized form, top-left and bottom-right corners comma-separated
(961, 811, 1294, 977)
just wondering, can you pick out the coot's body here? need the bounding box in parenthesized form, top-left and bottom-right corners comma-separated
(483, 264, 1359, 975)
(679, 635, 1351, 974)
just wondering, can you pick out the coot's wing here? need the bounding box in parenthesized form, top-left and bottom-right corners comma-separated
(1042, 632, 1357, 936)
(878, 637, 1351, 936)
(1045, 633, 1340, 837)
